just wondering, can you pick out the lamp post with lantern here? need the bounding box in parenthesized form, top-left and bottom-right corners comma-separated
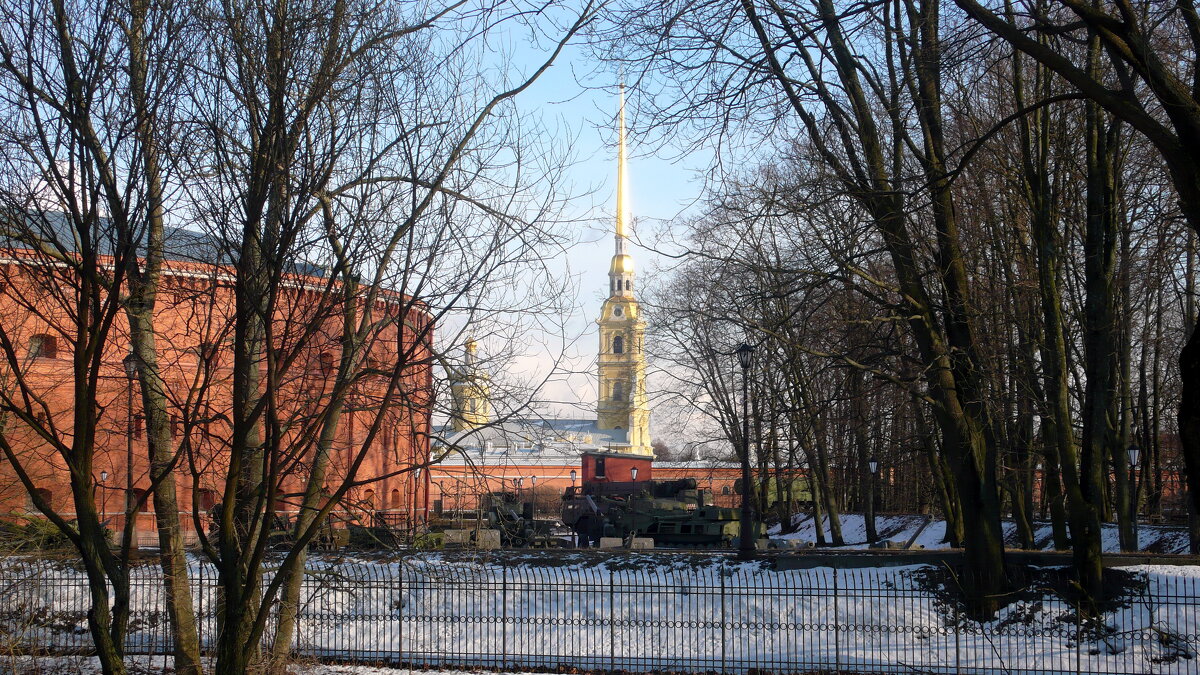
(411, 467, 423, 531)
(866, 457, 879, 544)
(99, 470, 109, 521)
(1127, 445, 1141, 551)
(122, 350, 139, 551)
(735, 342, 756, 559)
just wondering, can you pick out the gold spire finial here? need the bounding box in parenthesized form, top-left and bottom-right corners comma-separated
(616, 82, 627, 242)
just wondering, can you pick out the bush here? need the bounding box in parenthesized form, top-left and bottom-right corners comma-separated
(0, 515, 103, 551)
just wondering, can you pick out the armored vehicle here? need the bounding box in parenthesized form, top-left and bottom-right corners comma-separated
(562, 479, 750, 547)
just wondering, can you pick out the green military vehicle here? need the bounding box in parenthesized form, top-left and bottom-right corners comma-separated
(561, 478, 752, 547)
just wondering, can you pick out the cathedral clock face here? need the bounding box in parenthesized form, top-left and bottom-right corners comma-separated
(614, 307, 623, 317)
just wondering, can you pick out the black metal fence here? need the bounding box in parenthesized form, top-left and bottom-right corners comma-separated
(0, 555, 1197, 674)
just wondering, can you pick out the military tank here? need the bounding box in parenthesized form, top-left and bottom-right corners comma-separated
(561, 478, 750, 547)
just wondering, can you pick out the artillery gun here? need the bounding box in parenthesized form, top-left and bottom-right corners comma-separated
(480, 492, 566, 548)
(561, 478, 747, 547)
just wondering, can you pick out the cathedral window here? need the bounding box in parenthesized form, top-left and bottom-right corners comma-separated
(612, 381, 624, 401)
(613, 336, 624, 354)
(625, 280, 631, 290)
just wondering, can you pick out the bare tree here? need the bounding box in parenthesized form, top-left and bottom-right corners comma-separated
(951, 0, 1200, 553)
(173, 0, 594, 671)
(0, 0, 199, 670)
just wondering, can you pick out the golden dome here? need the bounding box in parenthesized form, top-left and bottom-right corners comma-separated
(610, 254, 634, 275)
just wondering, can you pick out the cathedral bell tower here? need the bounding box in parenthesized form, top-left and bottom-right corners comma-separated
(449, 339, 491, 432)
(596, 84, 652, 456)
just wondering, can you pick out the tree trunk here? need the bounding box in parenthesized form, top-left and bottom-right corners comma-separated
(1076, 81, 1120, 601)
(849, 369, 877, 543)
(270, 397, 347, 666)
(907, 0, 1008, 612)
(124, 0, 202, 664)
(128, 314, 203, 675)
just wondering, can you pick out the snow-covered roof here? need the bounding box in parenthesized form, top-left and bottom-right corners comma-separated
(653, 459, 741, 471)
(433, 417, 632, 466)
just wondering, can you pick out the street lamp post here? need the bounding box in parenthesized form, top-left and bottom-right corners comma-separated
(570, 469, 577, 489)
(630, 466, 638, 482)
(412, 467, 423, 531)
(866, 457, 879, 544)
(1127, 445, 1141, 551)
(99, 470, 108, 521)
(122, 350, 139, 551)
(735, 342, 756, 559)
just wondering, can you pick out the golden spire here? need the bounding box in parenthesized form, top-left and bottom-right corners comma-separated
(616, 82, 627, 243)
(609, 83, 634, 284)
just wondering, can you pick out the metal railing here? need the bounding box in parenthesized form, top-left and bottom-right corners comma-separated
(0, 555, 1196, 673)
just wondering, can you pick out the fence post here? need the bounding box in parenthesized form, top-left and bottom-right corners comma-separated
(1075, 595, 1082, 675)
(954, 575, 961, 674)
(501, 565, 508, 667)
(609, 570, 616, 672)
(196, 563, 204, 652)
(833, 568, 840, 673)
(396, 560, 403, 668)
(720, 565, 726, 673)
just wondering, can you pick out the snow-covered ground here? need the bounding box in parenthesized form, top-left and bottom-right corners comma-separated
(2, 553, 1198, 674)
(7, 656, 502, 674)
(769, 513, 1192, 552)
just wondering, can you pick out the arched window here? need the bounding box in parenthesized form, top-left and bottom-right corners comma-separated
(721, 486, 731, 495)
(613, 336, 624, 354)
(612, 381, 624, 401)
(362, 489, 375, 509)
(389, 488, 402, 509)
(30, 487, 52, 510)
(318, 352, 335, 376)
(129, 488, 150, 513)
(625, 280, 631, 291)
(29, 334, 57, 359)
(198, 489, 218, 510)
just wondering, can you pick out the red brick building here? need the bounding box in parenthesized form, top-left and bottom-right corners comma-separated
(0, 249, 433, 544)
